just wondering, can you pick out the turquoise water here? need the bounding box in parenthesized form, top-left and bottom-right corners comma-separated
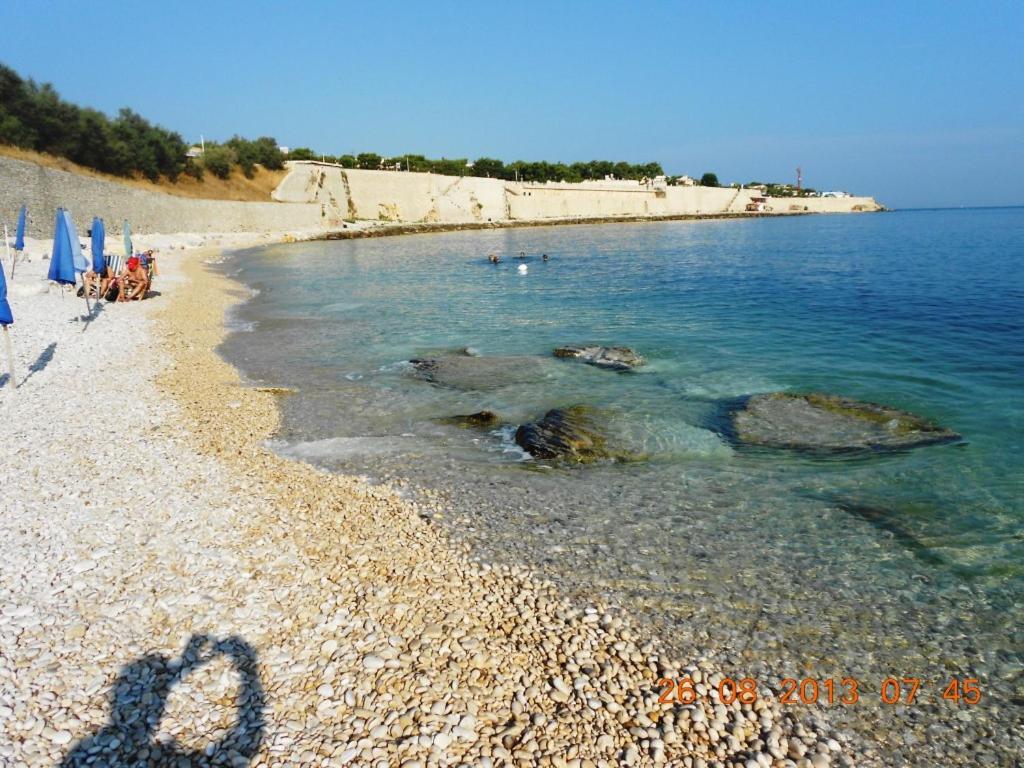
(221, 210, 1023, 761)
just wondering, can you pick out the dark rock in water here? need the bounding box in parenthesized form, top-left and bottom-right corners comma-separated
(409, 355, 545, 390)
(515, 406, 605, 462)
(731, 392, 961, 452)
(516, 405, 643, 466)
(553, 345, 645, 370)
(438, 410, 501, 429)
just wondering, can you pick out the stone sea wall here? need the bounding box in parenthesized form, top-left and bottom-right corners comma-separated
(0, 154, 882, 239)
(274, 162, 883, 225)
(0, 156, 324, 238)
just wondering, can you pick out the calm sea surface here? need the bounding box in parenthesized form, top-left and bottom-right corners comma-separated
(220, 209, 1023, 762)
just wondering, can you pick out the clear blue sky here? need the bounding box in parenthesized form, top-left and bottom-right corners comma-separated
(2, 1, 1022, 208)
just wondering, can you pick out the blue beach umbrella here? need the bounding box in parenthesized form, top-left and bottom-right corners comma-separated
(14, 205, 26, 251)
(9, 204, 26, 280)
(48, 209, 76, 285)
(123, 220, 132, 258)
(0, 253, 12, 390)
(64, 210, 88, 276)
(0, 255, 11, 326)
(91, 217, 106, 274)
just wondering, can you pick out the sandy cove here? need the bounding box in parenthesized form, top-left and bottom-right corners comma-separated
(0, 234, 858, 768)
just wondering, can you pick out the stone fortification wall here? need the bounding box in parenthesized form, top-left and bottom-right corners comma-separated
(274, 163, 881, 224)
(0, 156, 324, 238)
(273, 165, 508, 224)
(1, 155, 882, 240)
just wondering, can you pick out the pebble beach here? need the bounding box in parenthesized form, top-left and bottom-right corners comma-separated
(0, 233, 868, 767)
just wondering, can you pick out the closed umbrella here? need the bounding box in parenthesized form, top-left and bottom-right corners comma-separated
(91, 217, 106, 274)
(63, 210, 91, 316)
(10, 204, 25, 280)
(14, 205, 25, 251)
(0, 251, 12, 391)
(90, 217, 107, 303)
(64, 210, 88, 275)
(123, 219, 132, 259)
(48, 209, 76, 286)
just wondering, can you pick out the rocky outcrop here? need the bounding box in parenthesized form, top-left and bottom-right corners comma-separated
(409, 355, 545, 390)
(553, 345, 645, 371)
(730, 392, 960, 452)
(437, 411, 501, 429)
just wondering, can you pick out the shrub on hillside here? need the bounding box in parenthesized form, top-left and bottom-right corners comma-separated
(201, 145, 235, 179)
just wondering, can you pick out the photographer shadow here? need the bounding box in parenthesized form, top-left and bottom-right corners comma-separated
(59, 634, 265, 767)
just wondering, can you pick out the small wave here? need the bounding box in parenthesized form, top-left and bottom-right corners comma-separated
(490, 425, 533, 461)
(379, 360, 415, 373)
(225, 317, 256, 332)
(271, 435, 417, 461)
(323, 301, 364, 313)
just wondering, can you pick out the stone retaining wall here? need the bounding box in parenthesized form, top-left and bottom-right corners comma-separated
(274, 162, 883, 224)
(0, 156, 324, 238)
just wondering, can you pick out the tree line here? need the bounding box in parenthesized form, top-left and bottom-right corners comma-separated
(286, 150, 666, 183)
(0, 62, 689, 186)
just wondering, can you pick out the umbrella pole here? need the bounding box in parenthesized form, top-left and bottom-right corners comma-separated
(2, 326, 14, 392)
(81, 276, 92, 319)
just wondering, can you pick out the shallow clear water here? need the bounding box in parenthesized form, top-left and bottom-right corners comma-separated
(221, 210, 1024, 762)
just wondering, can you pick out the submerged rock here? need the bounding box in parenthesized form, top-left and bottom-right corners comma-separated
(409, 355, 545, 390)
(515, 406, 607, 462)
(553, 345, 645, 370)
(730, 392, 961, 452)
(834, 500, 946, 566)
(437, 410, 501, 429)
(514, 406, 642, 463)
(252, 386, 297, 396)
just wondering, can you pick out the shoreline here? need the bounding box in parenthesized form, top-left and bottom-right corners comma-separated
(158, 245, 856, 765)
(2, 229, 857, 766)
(311, 211, 818, 242)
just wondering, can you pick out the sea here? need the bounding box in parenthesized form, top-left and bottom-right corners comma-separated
(219, 208, 1023, 763)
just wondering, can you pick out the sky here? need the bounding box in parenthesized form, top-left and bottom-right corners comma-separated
(2, 1, 1022, 208)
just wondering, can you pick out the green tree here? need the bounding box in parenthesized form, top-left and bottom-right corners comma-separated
(471, 157, 505, 178)
(201, 145, 235, 179)
(357, 152, 382, 169)
(700, 172, 720, 187)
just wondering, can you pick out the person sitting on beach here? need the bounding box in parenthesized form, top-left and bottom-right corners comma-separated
(116, 256, 149, 302)
(82, 263, 114, 298)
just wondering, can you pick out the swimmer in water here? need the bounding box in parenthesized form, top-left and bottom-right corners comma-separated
(488, 254, 501, 264)
(542, 254, 549, 261)
(517, 251, 526, 259)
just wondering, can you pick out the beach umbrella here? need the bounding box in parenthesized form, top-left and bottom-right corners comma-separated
(91, 217, 106, 274)
(11, 204, 25, 279)
(14, 205, 25, 251)
(64, 210, 88, 275)
(123, 219, 132, 258)
(48, 209, 76, 286)
(63, 210, 92, 316)
(0, 252, 13, 391)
